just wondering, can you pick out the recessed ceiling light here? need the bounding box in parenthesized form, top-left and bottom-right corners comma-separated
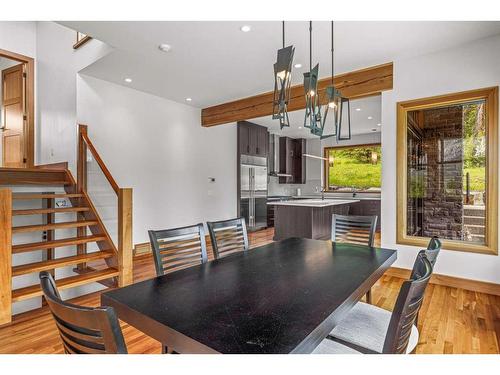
(124, 78, 132, 83)
(158, 44, 172, 52)
(367, 116, 373, 120)
(371, 128, 377, 132)
(298, 126, 303, 129)
(240, 25, 251, 32)
(186, 98, 192, 102)
(355, 108, 361, 111)
(294, 63, 302, 69)
(377, 123, 381, 127)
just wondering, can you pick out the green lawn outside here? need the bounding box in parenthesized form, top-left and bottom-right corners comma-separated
(328, 159, 381, 189)
(463, 166, 485, 192)
(328, 159, 484, 192)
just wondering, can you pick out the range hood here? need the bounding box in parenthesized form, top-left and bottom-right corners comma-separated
(268, 134, 292, 177)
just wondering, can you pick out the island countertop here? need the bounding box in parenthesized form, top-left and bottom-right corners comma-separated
(267, 198, 359, 208)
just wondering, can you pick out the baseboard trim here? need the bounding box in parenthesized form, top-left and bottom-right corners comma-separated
(385, 267, 500, 296)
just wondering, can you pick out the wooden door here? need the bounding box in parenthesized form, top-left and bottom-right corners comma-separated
(2, 64, 25, 168)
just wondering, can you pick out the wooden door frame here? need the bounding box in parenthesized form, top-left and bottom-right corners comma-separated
(0, 48, 34, 168)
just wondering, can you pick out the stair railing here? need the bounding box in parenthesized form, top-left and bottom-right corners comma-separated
(0, 188, 12, 325)
(77, 124, 133, 287)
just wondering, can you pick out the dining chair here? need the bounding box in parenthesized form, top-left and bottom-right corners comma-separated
(313, 251, 432, 354)
(207, 217, 249, 259)
(411, 236, 441, 325)
(331, 214, 378, 303)
(39, 271, 128, 354)
(425, 236, 442, 267)
(331, 214, 378, 247)
(148, 223, 208, 277)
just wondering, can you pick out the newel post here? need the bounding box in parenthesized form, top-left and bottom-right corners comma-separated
(118, 188, 133, 287)
(77, 124, 88, 193)
(0, 188, 12, 325)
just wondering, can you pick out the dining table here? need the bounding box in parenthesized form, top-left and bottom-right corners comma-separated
(101, 237, 397, 354)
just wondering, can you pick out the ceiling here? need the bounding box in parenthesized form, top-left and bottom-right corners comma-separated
(249, 95, 381, 138)
(60, 21, 500, 108)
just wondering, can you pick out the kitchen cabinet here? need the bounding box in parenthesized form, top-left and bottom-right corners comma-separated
(349, 199, 382, 230)
(238, 121, 268, 157)
(279, 137, 306, 184)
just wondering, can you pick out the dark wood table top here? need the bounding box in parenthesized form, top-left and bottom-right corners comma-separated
(102, 238, 397, 354)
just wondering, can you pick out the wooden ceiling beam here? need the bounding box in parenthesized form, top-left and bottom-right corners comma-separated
(201, 62, 393, 127)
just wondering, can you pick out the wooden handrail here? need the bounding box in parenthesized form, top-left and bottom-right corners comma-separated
(78, 124, 120, 194)
(77, 124, 133, 288)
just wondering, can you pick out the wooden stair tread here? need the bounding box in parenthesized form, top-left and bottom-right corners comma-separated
(0, 167, 71, 186)
(12, 267, 119, 302)
(12, 220, 98, 233)
(12, 235, 108, 254)
(12, 207, 90, 215)
(12, 251, 115, 276)
(12, 193, 83, 199)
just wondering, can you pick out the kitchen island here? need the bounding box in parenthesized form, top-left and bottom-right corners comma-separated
(267, 199, 359, 241)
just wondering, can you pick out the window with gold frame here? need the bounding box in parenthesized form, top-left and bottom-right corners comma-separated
(396, 87, 498, 255)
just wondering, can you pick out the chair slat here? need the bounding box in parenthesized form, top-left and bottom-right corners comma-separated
(149, 223, 208, 277)
(40, 271, 127, 354)
(331, 214, 378, 247)
(207, 217, 249, 259)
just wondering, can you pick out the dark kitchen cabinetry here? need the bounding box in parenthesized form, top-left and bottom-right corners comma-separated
(279, 137, 306, 184)
(238, 121, 268, 157)
(349, 199, 382, 231)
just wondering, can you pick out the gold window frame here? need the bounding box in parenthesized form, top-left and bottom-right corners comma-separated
(396, 87, 498, 255)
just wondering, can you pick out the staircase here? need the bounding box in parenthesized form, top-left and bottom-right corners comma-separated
(0, 125, 133, 325)
(463, 205, 486, 243)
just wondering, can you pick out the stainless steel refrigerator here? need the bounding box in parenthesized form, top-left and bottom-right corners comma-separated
(240, 155, 268, 231)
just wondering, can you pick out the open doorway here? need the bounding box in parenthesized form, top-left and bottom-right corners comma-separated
(0, 48, 34, 168)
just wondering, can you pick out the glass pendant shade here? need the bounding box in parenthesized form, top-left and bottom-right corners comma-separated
(303, 63, 321, 131)
(272, 45, 295, 129)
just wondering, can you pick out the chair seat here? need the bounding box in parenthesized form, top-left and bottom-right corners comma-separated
(312, 338, 362, 354)
(326, 302, 419, 354)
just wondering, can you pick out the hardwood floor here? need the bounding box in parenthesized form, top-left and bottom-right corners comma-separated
(0, 228, 498, 354)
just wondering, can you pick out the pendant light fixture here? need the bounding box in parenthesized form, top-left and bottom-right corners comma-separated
(320, 21, 351, 140)
(303, 21, 321, 132)
(272, 21, 295, 129)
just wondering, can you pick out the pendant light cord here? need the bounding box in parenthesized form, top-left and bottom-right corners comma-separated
(309, 21, 312, 70)
(331, 21, 334, 85)
(282, 21, 285, 48)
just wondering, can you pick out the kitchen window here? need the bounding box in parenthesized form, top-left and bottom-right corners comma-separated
(397, 87, 498, 255)
(323, 144, 381, 192)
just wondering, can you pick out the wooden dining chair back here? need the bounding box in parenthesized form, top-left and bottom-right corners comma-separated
(331, 214, 378, 247)
(207, 217, 249, 259)
(382, 252, 433, 354)
(425, 236, 441, 267)
(148, 223, 208, 277)
(39, 271, 127, 354)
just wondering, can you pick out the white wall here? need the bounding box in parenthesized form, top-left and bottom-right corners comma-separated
(77, 74, 237, 245)
(381, 34, 500, 284)
(0, 22, 36, 58)
(36, 21, 112, 172)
